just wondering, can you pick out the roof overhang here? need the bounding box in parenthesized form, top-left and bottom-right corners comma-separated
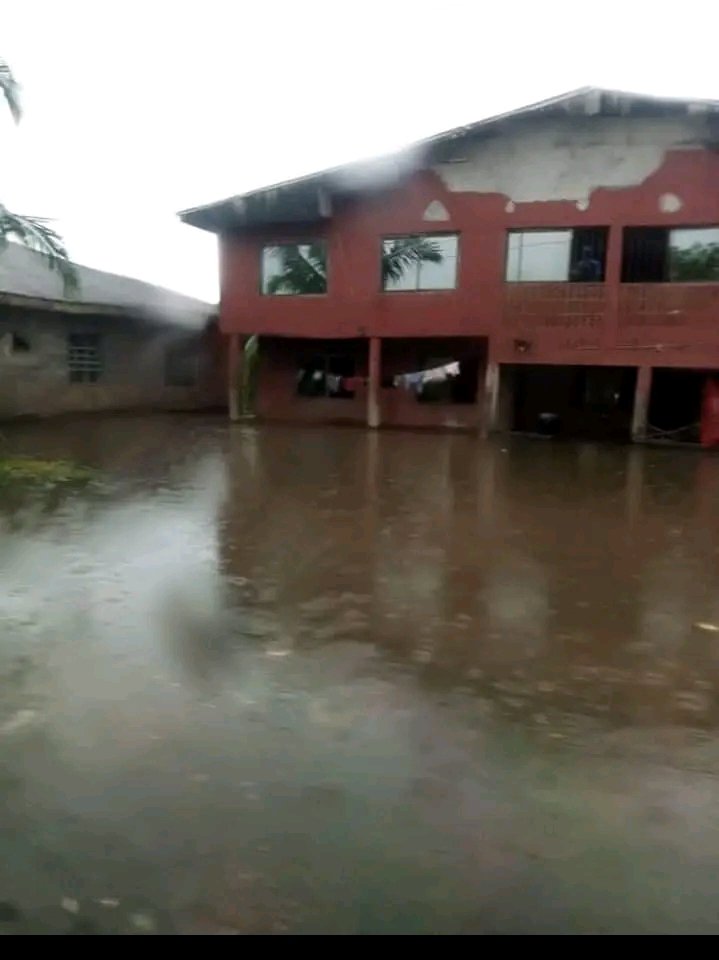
(179, 87, 719, 236)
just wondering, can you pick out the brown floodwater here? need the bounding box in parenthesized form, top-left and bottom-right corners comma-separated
(2, 415, 719, 934)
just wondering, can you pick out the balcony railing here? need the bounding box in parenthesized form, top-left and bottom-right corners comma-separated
(503, 283, 606, 352)
(618, 283, 719, 334)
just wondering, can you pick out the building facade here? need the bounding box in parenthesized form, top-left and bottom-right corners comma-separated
(181, 88, 719, 441)
(0, 245, 223, 419)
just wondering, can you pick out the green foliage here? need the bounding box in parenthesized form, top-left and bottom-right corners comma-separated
(0, 58, 20, 123)
(0, 458, 97, 487)
(264, 237, 445, 296)
(382, 236, 443, 284)
(0, 56, 79, 294)
(241, 334, 259, 415)
(669, 242, 719, 282)
(266, 244, 327, 294)
(0, 208, 78, 295)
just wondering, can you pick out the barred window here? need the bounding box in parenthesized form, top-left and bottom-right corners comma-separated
(68, 333, 102, 383)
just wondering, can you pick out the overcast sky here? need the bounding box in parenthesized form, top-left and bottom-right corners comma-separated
(3, 1, 718, 303)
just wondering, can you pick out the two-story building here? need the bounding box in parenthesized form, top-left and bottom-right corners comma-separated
(180, 87, 719, 442)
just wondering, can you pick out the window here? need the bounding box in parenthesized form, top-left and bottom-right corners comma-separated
(506, 228, 607, 282)
(0, 331, 30, 357)
(670, 228, 719, 281)
(622, 226, 719, 282)
(297, 354, 356, 399)
(261, 241, 327, 295)
(165, 339, 198, 387)
(67, 333, 102, 383)
(382, 234, 458, 291)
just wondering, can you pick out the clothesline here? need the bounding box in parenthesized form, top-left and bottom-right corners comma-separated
(299, 360, 461, 394)
(393, 361, 460, 390)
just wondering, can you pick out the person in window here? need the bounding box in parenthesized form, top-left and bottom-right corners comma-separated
(571, 245, 602, 282)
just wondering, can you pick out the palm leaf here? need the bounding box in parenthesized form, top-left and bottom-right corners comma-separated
(0, 207, 79, 295)
(266, 244, 327, 294)
(382, 236, 443, 283)
(0, 59, 21, 123)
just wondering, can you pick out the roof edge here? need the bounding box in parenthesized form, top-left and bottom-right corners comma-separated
(179, 86, 719, 229)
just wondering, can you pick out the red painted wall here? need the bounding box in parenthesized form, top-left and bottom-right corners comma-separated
(220, 148, 719, 370)
(257, 337, 486, 430)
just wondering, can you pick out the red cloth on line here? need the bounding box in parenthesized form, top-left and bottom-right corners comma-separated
(343, 377, 364, 392)
(700, 378, 719, 448)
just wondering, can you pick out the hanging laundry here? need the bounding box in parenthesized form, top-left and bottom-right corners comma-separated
(395, 360, 461, 389)
(422, 360, 460, 383)
(393, 372, 423, 390)
(343, 376, 364, 392)
(326, 374, 342, 394)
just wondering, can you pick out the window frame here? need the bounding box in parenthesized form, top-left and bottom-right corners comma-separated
(380, 232, 460, 293)
(260, 238, 329, 297)
(505, 227, 608, 283)
(67, 331, 102, 384)
(621, 224, 719, 283)
(668, 225, 719, 283)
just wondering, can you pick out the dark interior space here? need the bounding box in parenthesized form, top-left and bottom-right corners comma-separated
(647, 368, 705, 443)
(570, 227, 608, 281)
(513, 365, 636, 440)
(417, 355, 480, 404)
(621, 227, 668, 282)
(621, 226, 719, 282)
(296, 338, 364, 399)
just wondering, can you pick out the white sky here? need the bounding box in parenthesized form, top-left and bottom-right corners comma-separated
(3, 0, 718, 303)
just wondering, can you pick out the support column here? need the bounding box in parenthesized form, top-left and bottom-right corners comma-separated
(227, 333, 241, 422)
(367, 337, 381, 429)
(631, 365, 652, 442)
(496, 364, 515, 432)
(602, 225, 623, 351)
(480, 361, 500, 439)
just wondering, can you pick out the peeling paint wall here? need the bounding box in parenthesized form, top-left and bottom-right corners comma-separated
(433, 116, 711, 204)
(219, 120, 719, 373)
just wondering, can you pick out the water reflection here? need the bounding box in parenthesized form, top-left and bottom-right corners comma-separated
(218, 427, 719, 732)
(3, 416, 719, 932)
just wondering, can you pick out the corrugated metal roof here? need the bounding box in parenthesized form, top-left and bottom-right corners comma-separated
(0, 243, 214, 327)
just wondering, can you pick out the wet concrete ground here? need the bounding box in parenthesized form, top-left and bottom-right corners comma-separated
(3, 415, 719, 934)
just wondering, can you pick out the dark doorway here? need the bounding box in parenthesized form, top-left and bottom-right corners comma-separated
(647, 369, 705, 443)
(513, 365, 637, 441)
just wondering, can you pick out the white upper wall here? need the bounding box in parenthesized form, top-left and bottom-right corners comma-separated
(432, 115, 712, 205)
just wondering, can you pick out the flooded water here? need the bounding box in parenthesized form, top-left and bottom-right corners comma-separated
(3, 415, 719, 933)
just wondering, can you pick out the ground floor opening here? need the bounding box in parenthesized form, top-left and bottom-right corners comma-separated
(233, 342, 719, 445)
(508, 364, 637, 441)
(250, 336, 488, 431)
(647, 368, 706, 444)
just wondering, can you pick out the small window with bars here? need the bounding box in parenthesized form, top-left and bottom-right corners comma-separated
(68, 332, 102, 383)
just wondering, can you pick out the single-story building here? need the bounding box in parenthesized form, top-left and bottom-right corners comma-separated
(0, 244, 223, 418)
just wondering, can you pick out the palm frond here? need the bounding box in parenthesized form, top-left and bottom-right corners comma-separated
(382, 236, 443, 283)
(0, 59, 21, 123)
(266, 244, 327, 294)
(0, 207, 79, 295)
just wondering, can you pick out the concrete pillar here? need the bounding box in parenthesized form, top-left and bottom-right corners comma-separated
(602, 225, 623, 351)
(367, 337, 381, 429)
(496, 364, 515, 432)
(631, 365, 652, 442)
(480, 361, 500, 438)
(227, 333, 241, 422)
